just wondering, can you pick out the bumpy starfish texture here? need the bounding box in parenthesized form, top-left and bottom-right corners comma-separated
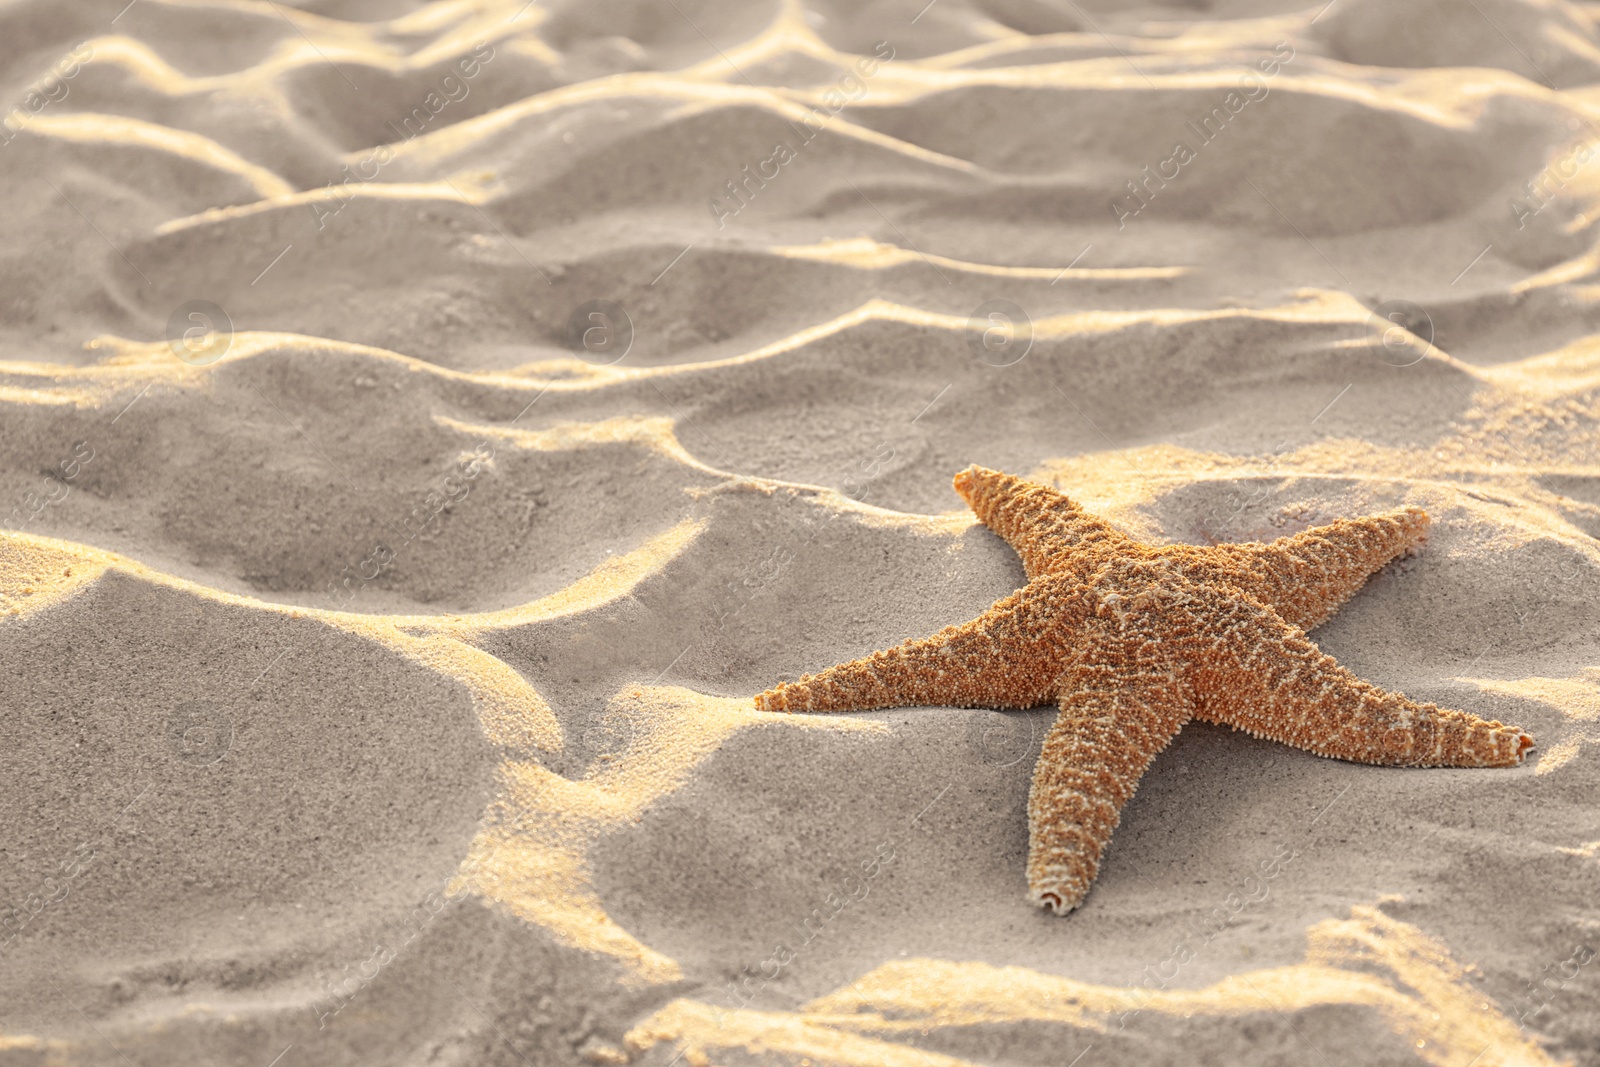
(755, 466, 1534, 915)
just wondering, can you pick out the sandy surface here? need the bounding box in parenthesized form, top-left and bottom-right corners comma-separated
(2, 0, 1599, 1064)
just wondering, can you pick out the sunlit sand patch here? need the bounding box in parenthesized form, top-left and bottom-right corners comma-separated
(628, 999, 978, 1067)
(420, 516, 706, 637)
(81, 9, 550, 91)
(0, 380, 706, 628)
(0, 528, 569, 744)
(771, 237, 1187, 280)
(1030, 437, 1600, 541)
(68, 331, 563, 397)
(71, 35, 211, 94)
(31, 291, 1442, 412)
(453, 686, 887, 987)
(685, 477, 979, 533)
(0, 521, 773, 982)
(678, 0, 896, 86)
(0, 534, 112, 619)
(919, 16, 1306, 71)
(1027, 444, 1424, 542)
(433, 413, 727, 479)
(386, 5, 544, 65)
(0, 1035, 61, 1058)
(1555, 841, 1600, 862)
(153, 179, 475, 234)
(349, 625, 563, 753)
(0, 383, 98, 407)
(0, 523, 801, 982)
(367, 518, 711, 754)
(1465, 668, 1600, 775)
(24, 112, 294, 199)
(662, 0, 1536, 136)
(1029, 444, 1239, 531)
(2, 352, 190, 398)
(626, 906, 1557, 1067)
(1470, 345, 1600, 466)
(1483, 333, 1600, 397)
(864, 62, 1537, 128)
(0, 522, 603, 712)
(377, 73, 983, 176)
(550, 290, 1407, 385)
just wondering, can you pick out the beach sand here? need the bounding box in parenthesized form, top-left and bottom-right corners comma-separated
(1, 0, 1598, 1063)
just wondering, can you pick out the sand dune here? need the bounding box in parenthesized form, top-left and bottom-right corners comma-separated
(2, 0, 1598, 1064)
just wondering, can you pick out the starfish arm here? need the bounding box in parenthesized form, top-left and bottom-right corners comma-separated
(1187, 597, 1533, 767)
(1163, 507, 1431, 631)
(953, 465, 1131, 578)
(1028, 628, 1192, 915)
(754, 583, 1073, 713)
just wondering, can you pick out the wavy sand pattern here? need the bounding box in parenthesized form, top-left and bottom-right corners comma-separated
(2, 0, 1599, 1064)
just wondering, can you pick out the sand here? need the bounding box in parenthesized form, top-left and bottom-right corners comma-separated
(2, 0, 1598, 1063)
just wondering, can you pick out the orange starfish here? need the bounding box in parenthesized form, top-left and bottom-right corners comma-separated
(755, 466, 1534, 915)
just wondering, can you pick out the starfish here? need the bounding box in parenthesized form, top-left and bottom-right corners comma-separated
(755, 466, 1534, 915)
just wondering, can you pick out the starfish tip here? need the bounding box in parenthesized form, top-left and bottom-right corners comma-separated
(1030, 888, 1081, 916)
(951, 463, 983, 496)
